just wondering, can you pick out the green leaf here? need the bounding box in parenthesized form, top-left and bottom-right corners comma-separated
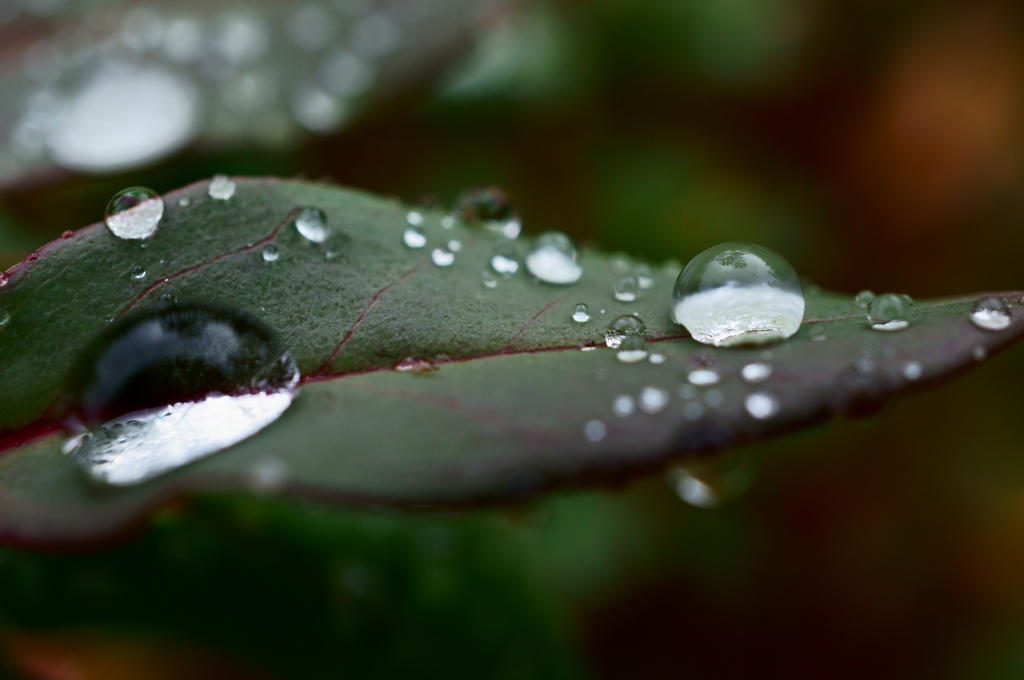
(0, 177, 1021, 546)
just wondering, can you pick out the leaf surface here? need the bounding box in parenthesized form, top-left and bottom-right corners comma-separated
(0, 177, 1021, 545)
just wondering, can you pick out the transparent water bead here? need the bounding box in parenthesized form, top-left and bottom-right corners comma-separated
(295, 207, 330, 243)
(638, 386, 670, 414)
(448, 240, 463, 252)
(490, 243, 520, 276)
(64, 303, 299, 486)
(526, 232, 582, 284)
(744, 392, 780, 420)
(902, 360, 923, 380)
(649, 353, 666, 365)
(688, 369, 720, 386)
(974, 345, 987, 361)
(572, 304, 590, 323)
(431, 248, 455, 267)
(262, 245, 279, 262)
(482, 271, 498, 289)
(616, 336, 648, 364)
(855, 290, 876, 308)
(667, 457, 754, 508)
(583, 420, 607, 442)
(406, 211, 424, 226)
(209, 175, 236, 200)
(672, 242, 804, 347)
(741, 362, 772, 384)
(130, 265, 146, 280)
(403, 228, 427, 249)
(612, 395, 636, 418)
(613, 275, 639, 302)
(868, 293, 913, 331)
(970, 297, 1012, 331)
(454, 186, 522, 239)
(605, 315, 645, 349)
(635, 264, 655, 290)
(105, 187, 164, 240)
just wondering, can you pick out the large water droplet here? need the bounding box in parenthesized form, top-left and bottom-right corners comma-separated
(854, 290, 876, 308)
(605, 314, 645, 349)
(295, 207, 330, 243)
(262, 245, 279, 262)
(868, 293, 913, 331)
(208, 174, 236, 200)
(741, 362, 772, 383)
(490, 242, 520, 276)
(403, 227, 427, 249)
(970, 297, 1012, 331)
(613, 275, 638, 302)
(431, 248, 455, 267)
(572, 303, 590, 323)
(672, 242, 804, 347)
(105, 187, 164, 240)
(454, 186, 521, 239)
(525, 232, 582, 284)
(64, 303, 299, 486)
(744, 391, 780, 419)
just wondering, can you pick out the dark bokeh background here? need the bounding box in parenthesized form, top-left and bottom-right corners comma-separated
(4, 0, 1024, 678)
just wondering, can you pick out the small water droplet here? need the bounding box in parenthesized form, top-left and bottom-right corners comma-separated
(66, 303, 299, 486)
(612, 395, 636, 418)
(454, 186, 521, 239)
(105, 187, 164, 240)
(744, 391, 780, 419)
(262, 245, 279, 262)
(130, 265, 146, 280)
(673, 242, 804, 347)
(403, 228, 427, 249)
(902, 360, 922, 380)
(679, 384, 697, 400)
(208, 174, 236, 200)
(431, 248, 455, 267)
(584, 419, 607, 442)
(973, 345, 987, 361)
(295, 207, 330, 243)
(704, 389, 724, 408)
(855, 290, 876, 308)
(970, 297, 1012, 331)
(394, 358, 435, 374)
(610, 255, 631, 274)
(682, 401, 704, 421)
(638, 386, 670, 414)
(526, 232, 582, 284)
(447, 239, 462, 252)
(613, 275, 638, 302)
(490, 242, 520, 276)
(667, 456, 754, 508)
(635, 264, 654, 289)
(481, 270, 498, 289)
(605, 315, 646, 348)
(649, 353, 666, 365)
(0, 308, 10, 328)
(572, 303, 590, 323)
(406, 210, 424, 226)
(688, 369, 720, 386)
(581, 345, 597, 352)
(616, 335, 648, 363)
(177, 196, 191, 208)
(868, 293, 913, 331)
(741, 362, 772, 384)
(441, 215, 456, 229)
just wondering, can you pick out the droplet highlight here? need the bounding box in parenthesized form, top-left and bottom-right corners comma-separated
(744, 391, 780, 420)
(613, 275, 638, 302)
(105, 187, 164, 240)
(403, 227, 427, 249)
(295, 207, 330, 243)
(868, 293, 913, 332)
(490, 243, 520, 276)
(208, 174, 236, 200)
(572, 304, 590, 323)
(262, 245, 279, 262)
(525, 232, 582, 284)
(970, 297, 1012, 331)
(638, 386, 670, 414)
(741, 362, 772, 384)
(431, 248, 455, 267)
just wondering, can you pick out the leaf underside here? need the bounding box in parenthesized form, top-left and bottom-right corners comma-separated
(0, 177, 1021, 546)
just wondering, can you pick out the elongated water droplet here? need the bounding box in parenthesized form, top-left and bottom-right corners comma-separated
(672, 242, 804, 347)
(208, 174, 236, 200)
(481, 270, 498, 289)
(526, 232, 582, 284)
(403, 227, 426, 249)
(744, 391, 780, 419)
(572, 303, 590, 323)
(605, 314, 645, 348)
(431, 248, 455, 267)
(583, 419, 607, 442)
(295, 207, 329, 243)
(688, 369, 720, 386)
(262, 245, 279, 262)
(855, 290, 875, 308)
(64, 303, 299, 486)
(612, 394, 636, 418)
(454, 186, 521, 239)
(868, 293, 913, 331)
(741, 362, 772, 383)
(105, 187, 164, 240)
(406, 210, 424, 226)
(130, 265, 146, 280)
(902, 360, 922, 380)
(970, 297, 1012, 331)
(490, 242, 520, 276)
(613, 275, 638, 302)
(638, 386, 670, 414)
(616, 335, 648, 363)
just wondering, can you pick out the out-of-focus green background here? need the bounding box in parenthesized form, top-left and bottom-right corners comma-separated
(4, 0, 1024, 677)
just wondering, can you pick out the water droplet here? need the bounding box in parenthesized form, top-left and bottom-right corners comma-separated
(704, 389, 724, 408)
(605, 315, 646, 348)
(584, 420, 607, 442)
(406, 210, 424, 227)
(682, 401, 704, 421)
(649, 353, 666, 365)
(403, 228, 427, 249)
(667, 456, 754, 508)
(672, 242, 804, 347)
(679, 384, 697, 399)
(394, 358, 435, 374)
(616, 336, 648, 363)
(688, 369, 720, 386)
(855, 290, 876, 308)
(262, 245, 279, 262)
(572, 304, 590, 323)
(0, 308, 9, 328)
(454, 186, 521, 239)
(581, 345, 597, 352)
(741, 362, 772, 384)
(902, 360, 922, 380)
(612, 395, 636, 418)
(249, 455, 288, 493)
(744, 391, 780, 420)
(441, 216, 456, 230)
(490, 242, 520, 276)
(868, 293, 913, 331)
(638, 386, 670, 414)
(130, 265, 146, 280)
(65, 303, 299, 486)
(633, 264, 655, 290)
(448, 240, 462, 253)
(105, 187, 164, 240)
(431, 248, 455, 267)
(970, 297, 1012, 331)
(525, 232, 582, 284)
(177, 196, 191, 208)
(809, 328, 827, 341)
(610, 255, 631, 274)
(208, 174, 236, 200)
(613, 275, 639, 302)
(973, 345, 987, 361)
(295, 207, 330, 243)
(481, 271, 498, 289)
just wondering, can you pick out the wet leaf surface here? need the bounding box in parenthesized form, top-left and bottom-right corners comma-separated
(0, 177, 1022, 545)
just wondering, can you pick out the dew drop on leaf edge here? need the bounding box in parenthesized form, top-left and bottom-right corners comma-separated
(970, 297, 1012, 331)
(208, 174, 236, 200)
